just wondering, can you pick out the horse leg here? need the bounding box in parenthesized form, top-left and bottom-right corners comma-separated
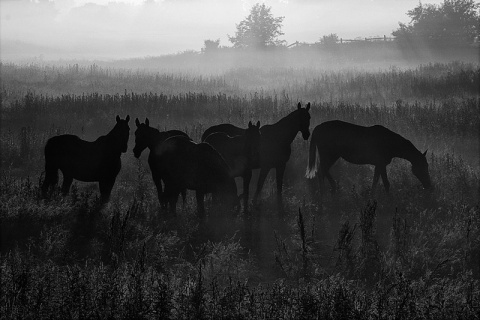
(242, 170, 252, 214)
(379, 166, 390, 192)
(372, 166, 381, 192)
(275, 163, 286, 210)
(163, 185, 177, 216)
(152, 174, 164, 208)
(42, 163, 58, 198)
(61, 175, 73, 196)
(320, 155, 337, 194)
(99, 178, 115, 202)
(196, 190, 205, 219)
(253, 167, 270, 206)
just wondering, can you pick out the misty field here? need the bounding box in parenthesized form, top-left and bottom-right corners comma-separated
(1, 60, 479, 319)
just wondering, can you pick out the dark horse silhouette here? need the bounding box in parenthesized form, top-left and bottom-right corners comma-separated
(306, 120, 432, 193)
(41, 115, 131, 201)
(154, 136, 238, 217)
(202, 102, 311, 210)
(203, 120, 261, 213)
(133, 118, 190, 206)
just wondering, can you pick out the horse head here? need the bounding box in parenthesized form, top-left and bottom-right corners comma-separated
(133, 117, 151, 158)
(245, 120, 261, 166)
(113, 115, 130, 153)
(296, 102, 311, 140)
(412, 150, 432, 189)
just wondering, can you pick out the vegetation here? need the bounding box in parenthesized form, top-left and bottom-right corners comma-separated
(393, 0, 480, 45)
(1, 61, 479, 318)
(228, 3, 285, 49)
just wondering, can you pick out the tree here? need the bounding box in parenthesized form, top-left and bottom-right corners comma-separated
(228, 3, 285, 49)
(393, 0, 480, 45)
(202, 39, 220, 53)
(320, 33, 339, 46)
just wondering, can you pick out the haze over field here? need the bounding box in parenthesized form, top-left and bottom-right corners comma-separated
(1, 0, 446, 61)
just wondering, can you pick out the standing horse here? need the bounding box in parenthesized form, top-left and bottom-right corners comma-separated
(154, 136, 238, 218)
(133, 118, 190, 207)
(305, 120, 432, 194)
(202, 102, 311, 210)
(41, 115, 130, 202)
(204, 120, 261, 213)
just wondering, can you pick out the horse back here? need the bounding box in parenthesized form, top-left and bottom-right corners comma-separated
(158, 130, 190, 143)
(45, 134, 121, 181)
(156, 137, 234, 193)
(313, 120, 397, 164)
(201, 123, 245, 142)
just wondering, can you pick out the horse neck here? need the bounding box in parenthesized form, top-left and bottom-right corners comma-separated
(392, 135, 422, 164)
(102, 129, 122, 154)
(270, 112, 301, 143)
(148, 128, 162, 150)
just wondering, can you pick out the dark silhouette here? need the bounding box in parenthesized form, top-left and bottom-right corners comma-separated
(201, 124, 245, 142)
(41, 115, 131, 201)
(154, 136, 238, 218)
(202, 102, 311, 211)
(133, 118, 190, 207)
(306, 120, 432, 194)
(204, 120, 261, 213)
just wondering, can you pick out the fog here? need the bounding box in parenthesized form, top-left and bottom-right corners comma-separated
(0, 0, 446, 61)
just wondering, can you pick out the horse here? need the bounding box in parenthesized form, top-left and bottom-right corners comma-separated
(202, 102, 311, 210)
(41, 115, 131, 202)
(133, 117, 190, 207)
(153, 136, 239, 218)
(305, 120, 432, 194)
(203, 120, 261, 213)
(201, 124, 245, 142)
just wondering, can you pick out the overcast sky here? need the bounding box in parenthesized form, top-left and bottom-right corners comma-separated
(0, 0, 446, 60)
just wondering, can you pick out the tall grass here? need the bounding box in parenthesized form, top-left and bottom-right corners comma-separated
(1, 61, 479, 318)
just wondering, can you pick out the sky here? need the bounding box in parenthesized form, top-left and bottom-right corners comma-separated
(0, 0, 447, 60)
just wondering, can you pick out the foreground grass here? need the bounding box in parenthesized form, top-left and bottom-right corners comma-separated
(1, 150, 478, 319)
(1, 62, 479, 318)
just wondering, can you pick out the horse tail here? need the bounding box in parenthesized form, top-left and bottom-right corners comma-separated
(305, 131, 318, 179)
(42, 139, 59, 196)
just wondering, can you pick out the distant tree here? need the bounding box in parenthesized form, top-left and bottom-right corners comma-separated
(320, 33, 339, 46)
(393, 0, 480, 45)
(202, 39, 220, 53)
(228, 3, 285, 49)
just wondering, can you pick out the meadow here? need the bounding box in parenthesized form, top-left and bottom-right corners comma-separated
(1, 58, 479, 319)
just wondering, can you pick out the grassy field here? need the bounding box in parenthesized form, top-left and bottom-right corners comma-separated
(1, 60, 479, 319)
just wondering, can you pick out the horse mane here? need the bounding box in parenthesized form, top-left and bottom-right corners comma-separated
(380, 125, 423, 161)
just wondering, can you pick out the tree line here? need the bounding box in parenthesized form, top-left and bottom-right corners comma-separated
(204, 0, 480, 52)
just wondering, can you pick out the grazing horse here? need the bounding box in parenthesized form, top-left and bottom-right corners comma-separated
(305, 120, 432, 194)
(133, 118, 190, 206)
(41, 115, 131, 201)
(202, 102, 311, 210)
(204, 120, 261, 213)
(154, 136, 238, 217)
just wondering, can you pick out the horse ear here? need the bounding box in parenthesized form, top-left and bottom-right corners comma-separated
(145, 118, 150, 127)
(297, 102, 301, 110)
(126, 115, 130, 122)
(306, 102, 311, 111)
(256, 120, 260, 128)
(135, 118, 140, 127)
(423, 150, 428, 157)
(248, 121, 252, 128)
(116, 115, 120, 123)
